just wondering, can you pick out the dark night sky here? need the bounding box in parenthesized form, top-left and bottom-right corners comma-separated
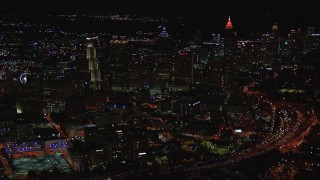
(0, 0, 319, 32)
(0, 0, 318, 16)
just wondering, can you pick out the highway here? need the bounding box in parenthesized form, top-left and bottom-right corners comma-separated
(121, 93, 318, 176)
(38, 94, 319, 177)
(179, 94, 318, 173)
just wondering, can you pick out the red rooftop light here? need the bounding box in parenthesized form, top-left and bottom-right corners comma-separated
(225, 16, 234, 30)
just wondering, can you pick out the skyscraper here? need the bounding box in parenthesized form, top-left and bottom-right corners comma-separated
(223, 16, 237, 60)
(86, 37, 101, 90)
(108, 35, 131, 91)
(270, 23, 281, 55)
(272, 23, 279, 36)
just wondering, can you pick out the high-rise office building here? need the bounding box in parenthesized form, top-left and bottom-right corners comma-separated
(194, 29, 203, 45)
(108, 36, 132, 91)
(223, 16, 237, 60)
(269, 23, 281, 55)
(272, 23, 279, 36)
(86, 37, 101, 90)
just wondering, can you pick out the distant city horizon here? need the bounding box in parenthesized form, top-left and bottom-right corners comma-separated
(1, 0, 319, 26)
(0, 13, 319, 39)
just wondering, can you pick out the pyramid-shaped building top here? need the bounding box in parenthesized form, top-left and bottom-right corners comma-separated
(225, 16, 234, 30)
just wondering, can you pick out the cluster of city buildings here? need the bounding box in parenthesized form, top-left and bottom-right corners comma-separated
(0, 14, 319, 178)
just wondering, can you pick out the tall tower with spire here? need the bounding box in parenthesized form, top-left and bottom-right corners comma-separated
(156, 26, 172, 54)
(225, 16, 234, 30)
(223, 16, 237, 60)
(86, 37, 101, 90)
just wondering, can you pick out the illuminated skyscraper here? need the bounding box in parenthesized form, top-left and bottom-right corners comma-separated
(223, 16, 237, 60)
(108, 36, 131, 91)
(272, 23, 279, 36)
(270, 23, 281, 55)
(86, 37, 101, 90)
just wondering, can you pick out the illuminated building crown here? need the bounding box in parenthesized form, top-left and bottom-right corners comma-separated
(272, 23, 278, 31)
(225, 16, 234, 30)
(159, 26, 169, 38)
